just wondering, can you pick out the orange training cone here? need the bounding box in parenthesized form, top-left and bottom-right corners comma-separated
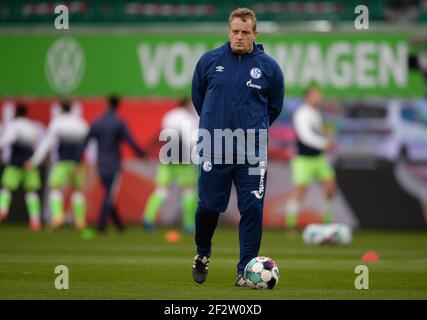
(165, 230, 182, 243)
(361, 251, 380, 262)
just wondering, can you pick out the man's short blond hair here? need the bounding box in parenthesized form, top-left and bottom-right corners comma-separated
(229, 8, 257, 31)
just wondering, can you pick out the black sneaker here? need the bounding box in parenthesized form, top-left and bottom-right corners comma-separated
(234, 274, 248, 287)
(192, 255, 209, 284)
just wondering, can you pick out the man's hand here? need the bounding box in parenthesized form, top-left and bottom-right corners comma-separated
(138, 149, 147, 159)
(325, 137, 335, 152)
(24, 160, 34, 171)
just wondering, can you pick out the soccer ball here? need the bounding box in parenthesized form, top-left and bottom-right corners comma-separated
(244, 256, 280, 289)
(303, 223, 352, 245)
(302, 223, 324, 245)
(322, 223, 352, 245)
(337, 224, 352, 244)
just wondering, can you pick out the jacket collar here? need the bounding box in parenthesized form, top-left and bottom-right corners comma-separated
(105, 108, 117, 116)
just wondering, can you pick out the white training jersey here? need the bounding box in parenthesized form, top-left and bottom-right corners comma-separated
(161, 107, 199, 163)
(293, 103, 327, 155)
(162, 107, 199, 141)
(31, 113, 89, 165)
(0, 117, 41, 166)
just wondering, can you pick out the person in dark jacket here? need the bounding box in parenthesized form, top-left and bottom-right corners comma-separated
(191, 8, 284, 286)
(77, 96, 146, 232)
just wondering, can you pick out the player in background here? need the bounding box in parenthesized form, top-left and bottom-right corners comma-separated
(26, 101, 89, 231)
(76, 96, 146, 232)
(141, 97, 199, 234)
(285, 87, 336, 229)
(0, 104, 42, 231)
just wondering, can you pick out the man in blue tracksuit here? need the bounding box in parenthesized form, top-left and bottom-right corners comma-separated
(191, 8, 284, 286)
(77, 96, 146, 232)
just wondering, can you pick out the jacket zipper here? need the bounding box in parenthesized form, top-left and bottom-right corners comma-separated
(234, 54, 242, 84)
(231, 54, 242, 115)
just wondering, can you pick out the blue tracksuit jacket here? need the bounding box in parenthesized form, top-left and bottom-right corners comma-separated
(78, 109, 145, 175)
(192, 41, 284, 146)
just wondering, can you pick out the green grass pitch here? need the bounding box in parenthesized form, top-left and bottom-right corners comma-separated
(0, 225, 426, 299)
